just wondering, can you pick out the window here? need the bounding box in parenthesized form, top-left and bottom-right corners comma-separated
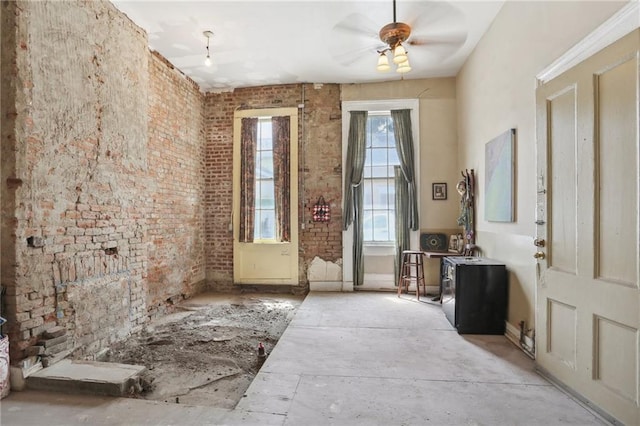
(363, 113, 400, 243)
(254, 118, 275, 240)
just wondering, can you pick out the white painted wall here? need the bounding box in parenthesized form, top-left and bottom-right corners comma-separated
(456, 0, 629, 332)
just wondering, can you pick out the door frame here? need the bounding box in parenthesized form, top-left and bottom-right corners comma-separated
(232, 107, 300, 285)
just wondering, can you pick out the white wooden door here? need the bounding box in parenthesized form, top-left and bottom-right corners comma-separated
(233, 108, 299, 285)
(535, 29, 639, 425)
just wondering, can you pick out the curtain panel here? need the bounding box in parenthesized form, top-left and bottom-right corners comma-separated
(391, 109, 419, 231)
(272, 116, 290, 242)
(394, 166, 410, 282)
(342, 111, 368, 286)
(239, 117, 258, 242)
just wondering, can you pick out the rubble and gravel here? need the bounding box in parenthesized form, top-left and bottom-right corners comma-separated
(106, 293, 303, 408)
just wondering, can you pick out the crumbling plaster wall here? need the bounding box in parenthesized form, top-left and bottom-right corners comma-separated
(0, 0, 206, 361)
(204, 84, 343, 292)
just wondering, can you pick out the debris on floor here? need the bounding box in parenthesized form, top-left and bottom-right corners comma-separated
(105, 293, 303, 408)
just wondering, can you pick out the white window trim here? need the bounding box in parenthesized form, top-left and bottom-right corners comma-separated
(341, 99, 420, 290)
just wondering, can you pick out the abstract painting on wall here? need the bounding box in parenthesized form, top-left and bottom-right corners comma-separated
(485, 129, 515, 222)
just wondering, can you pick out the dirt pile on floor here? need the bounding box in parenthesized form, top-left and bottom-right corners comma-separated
(106, 293, 303, 408)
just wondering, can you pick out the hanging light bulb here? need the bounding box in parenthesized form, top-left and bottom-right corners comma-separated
(392, 44, 407, 64)
(396, 57, 411, 74)
(376, 53, 390, 72)
(203, 30, 213, 67)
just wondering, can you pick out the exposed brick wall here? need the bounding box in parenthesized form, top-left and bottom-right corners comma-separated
(1, 0, 151, 359)
(204, 84, 342, 292)
(299, 84, 343, 270)
(1, 0, 343, 363)
(147, 52, 206, 317)
(1, 0, 211, 361)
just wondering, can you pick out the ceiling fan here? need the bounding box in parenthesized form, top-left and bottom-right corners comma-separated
(376, 0, 413, 73)
(330, 0, 468, 74)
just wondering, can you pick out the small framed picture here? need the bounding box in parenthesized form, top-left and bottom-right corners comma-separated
(432, 183, 447, 200)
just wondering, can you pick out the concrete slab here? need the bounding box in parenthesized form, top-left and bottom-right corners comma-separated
(2, 292, 610, 425)
(282, 375, 606, 426)
(27, 359, 146, 397)
(235, 372, 300, 415)
(1, 390, 230, 426)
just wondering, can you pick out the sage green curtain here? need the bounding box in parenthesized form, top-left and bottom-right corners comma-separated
(239, 117, 258, 242)
(272, 116, 290, 242)
(391, 109, 419, 231)
(394, 166, 410, 284)
(342, 111, 368, 286)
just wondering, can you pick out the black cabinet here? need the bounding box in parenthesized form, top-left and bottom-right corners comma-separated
(441, 257, 508, 334)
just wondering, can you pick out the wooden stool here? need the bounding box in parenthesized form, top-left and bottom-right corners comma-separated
(397, 250, 426, 300)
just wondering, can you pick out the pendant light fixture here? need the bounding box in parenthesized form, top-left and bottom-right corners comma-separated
(376, 0, 411, 74)
(203, 30, 213, 67)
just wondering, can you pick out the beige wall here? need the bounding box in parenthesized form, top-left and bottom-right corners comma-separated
(456, 1, 628, 333)
(342, 79, 460, 231)
(342, 78, 460, 284)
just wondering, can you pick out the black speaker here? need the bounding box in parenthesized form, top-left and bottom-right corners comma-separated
(420, 233, 448, 252)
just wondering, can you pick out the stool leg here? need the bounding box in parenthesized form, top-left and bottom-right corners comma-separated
(415, 254, 421, 301)
(397, 252, 406, 297)
(416, 254, 425, 301)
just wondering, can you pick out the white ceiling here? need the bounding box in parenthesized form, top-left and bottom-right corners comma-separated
(111, 1, 504, 92)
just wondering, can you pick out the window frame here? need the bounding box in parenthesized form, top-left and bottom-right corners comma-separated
(253, 117, 276, 242)
(362, 111, 400, 245)
(232, 107, 299, 285)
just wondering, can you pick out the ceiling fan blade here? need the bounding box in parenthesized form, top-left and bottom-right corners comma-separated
(333, 13, 380, 41)
(408, 28, 468, 47)
(406, 1, 464, 31)
(330, 12, 384, 67)
(332, 44, 382, 67)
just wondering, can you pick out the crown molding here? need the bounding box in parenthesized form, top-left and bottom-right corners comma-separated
(537, 1, 639, 84)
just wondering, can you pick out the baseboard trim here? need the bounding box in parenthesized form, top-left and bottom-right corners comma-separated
(535, 365, 621, 426)
(504, 321, 535, 359)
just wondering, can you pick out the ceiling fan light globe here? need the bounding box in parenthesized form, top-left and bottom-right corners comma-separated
(376, 54, 390, 72)
(392, 45, 407, 64)
(396, 59, 411, 74)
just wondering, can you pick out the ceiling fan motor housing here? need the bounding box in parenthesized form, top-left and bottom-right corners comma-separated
(379, 22, 411, 47)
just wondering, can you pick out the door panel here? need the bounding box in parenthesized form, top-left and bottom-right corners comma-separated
(594, 316, 638, 402)
(547, 298, 577, 369)
(596, 57, 638, 286)
(536, 29, 640, 425)
(548, 88, 578, 274)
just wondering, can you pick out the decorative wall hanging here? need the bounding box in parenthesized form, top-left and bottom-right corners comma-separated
(312, 196, 331, 222)
(485, 129, 516, 222)
(432, 182, 447, 200)
(457, 169, 476, 253)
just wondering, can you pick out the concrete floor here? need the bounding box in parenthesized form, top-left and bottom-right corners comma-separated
(1, 292, 607, 425)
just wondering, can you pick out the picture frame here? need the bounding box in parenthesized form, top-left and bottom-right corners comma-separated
(432, 183, 447, 200)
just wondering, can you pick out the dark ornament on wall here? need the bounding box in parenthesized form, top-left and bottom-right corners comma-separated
(312, 196, 331, 222)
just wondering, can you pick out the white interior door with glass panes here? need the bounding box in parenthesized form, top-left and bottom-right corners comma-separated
(342, 100, 419, 291)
